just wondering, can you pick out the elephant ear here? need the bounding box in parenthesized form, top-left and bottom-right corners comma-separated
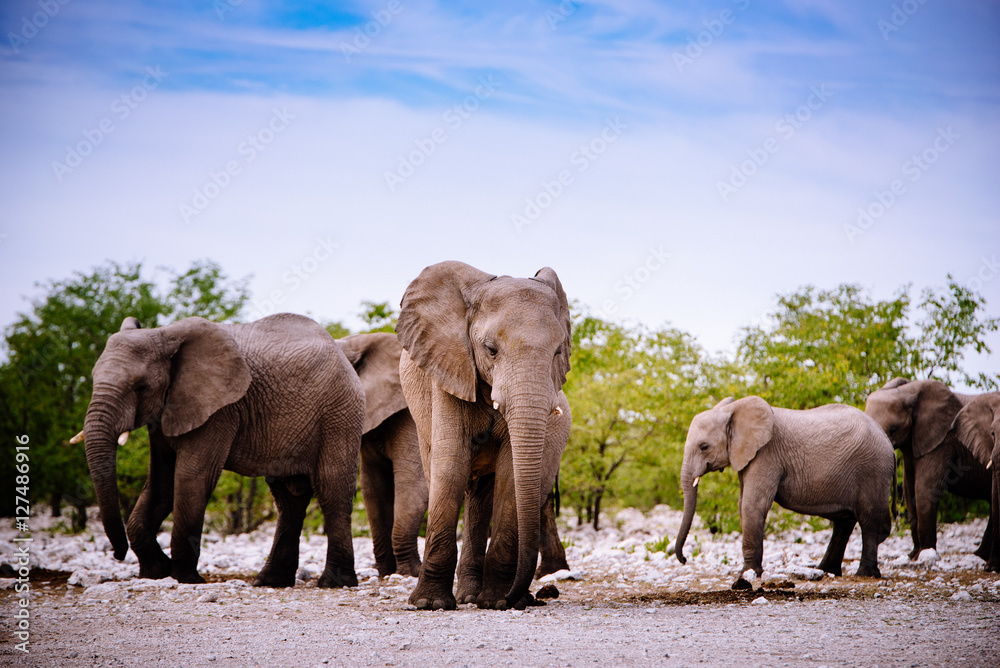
(338, 332, 409, 433)
(159, 317, 252, 438)
(951, 394, 1000, 466)
(120, 317, 143, 331)
(881, 377, 910, 390)
(714, 397, 735, 409)
(396, 261, 495, 403)
(532, 267, 572, 391)
(909, 381, 963, 458)
(726, 396, 774, 472)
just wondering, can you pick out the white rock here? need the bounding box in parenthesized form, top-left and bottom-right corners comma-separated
(538, 569, 584, 583)
(85, 582, 122, 597)
(751, 596, 769, 605)
(197, 592, 219, 603)
(950, 589, 973, 602)
(130, 577, 178, 591)
(915, 548, 940, 565)
(67, 570, 113, 588)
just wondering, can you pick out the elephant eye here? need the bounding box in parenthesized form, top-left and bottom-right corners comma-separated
(485, 343, 498, 358)
(134, 381, 149, 393)
(554, 347, 563, 357)
(699, 442, 709, 452)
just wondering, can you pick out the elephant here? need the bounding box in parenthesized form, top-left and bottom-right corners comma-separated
(864, 378, 994, 562)
(396, 261, 572, 610)
(674, 397, 894, 586)
(950, 392, 1000, 572)
(336, 332, 427, 578)
(78, 313, 364, 588)
(336, 331, 570, 581)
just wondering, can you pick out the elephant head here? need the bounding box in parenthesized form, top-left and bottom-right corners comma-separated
(674, 396, 773, 564)
(337, 332, 409, 434)
(951, 393, 1000, 469)
(396, 260, 571, 607)
(864, 378, 963, 457)
(83, 317, 251, 560)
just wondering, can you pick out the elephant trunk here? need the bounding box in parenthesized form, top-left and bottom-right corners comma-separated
(503, 390, 551, 608)
(674, 453, 701, 565)
(83, 390, 131, 561)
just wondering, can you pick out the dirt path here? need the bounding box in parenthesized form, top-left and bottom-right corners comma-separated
(2, 508, 998, 667)
(2, 568, 998, 667)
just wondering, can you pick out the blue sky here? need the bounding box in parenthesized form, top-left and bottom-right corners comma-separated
(1, 0, 998, 382)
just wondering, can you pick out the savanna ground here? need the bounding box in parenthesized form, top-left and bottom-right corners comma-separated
(1, 507, 998, 668)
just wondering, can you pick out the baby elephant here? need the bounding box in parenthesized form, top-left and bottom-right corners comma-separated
(674, 397, 894, 587)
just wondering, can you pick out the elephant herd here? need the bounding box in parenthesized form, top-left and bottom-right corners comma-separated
(74, 261, 999, 612)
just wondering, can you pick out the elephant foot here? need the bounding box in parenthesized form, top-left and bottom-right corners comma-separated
(815, 562, 843, 577)
(317, 566, 358, 588)
(731, 578, 753, 591)
(983, 558, 1000, 573)
(907, 546, 921, 561)
(409, 591, 456, 610)
(138, 556, 172, 580)
(395, 560, 422, 578)
(855, 562, 881, 579)
(375, 562, 396, 579)
(253, 569, 296, 588)
(455, 578, 482, 605)
(172, 569, 206, 585)
(973, 542, 991, 562)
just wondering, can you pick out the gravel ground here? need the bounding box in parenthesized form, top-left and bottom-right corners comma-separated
(2, 507, 998, 667)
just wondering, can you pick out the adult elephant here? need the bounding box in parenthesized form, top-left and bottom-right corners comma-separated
(337, 332, 426, 578)
(396, 261, 572, 610)
(951, 393, 1000, 572)
(76, 314, 364, 587)
(864, 378, 993, 562)
(674, 397, 894, 586)
(337, 332, 570, 580)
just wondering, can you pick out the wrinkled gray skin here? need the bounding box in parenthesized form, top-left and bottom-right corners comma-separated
(397, 261, 572, 610)
(674, 397, 894, 586)
(950, 392, 1000, 572)
(865, 378, 993, 561)
(82, 314, 364, 588)
(337, 332, 426, 578)
(337, 332, 569, 580)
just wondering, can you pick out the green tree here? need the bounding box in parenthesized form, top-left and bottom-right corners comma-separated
(358, 300, 397, 333)
(914, 276, 1000, 390)
(0, 260, 249, 524)
(736, 284, 913, 409)
(560, 315, 709, 529)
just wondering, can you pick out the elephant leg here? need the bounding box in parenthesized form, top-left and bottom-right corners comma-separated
(901, 452, 921, 559)
(127, 436, 175, 580)
(536, 486, 569, 579)
(388, 414, 426, 578)
(254, 476, 312, 587)
(456, 473, 494, 604)
(169, 449, 228, 585)
(408, 417, 472, 611)
(314, 423, 361, 589)
(732, 474, 779, 589)
(912, 455, 946, 556)
(477, 447, 520, 609)
(984, 472, 1000, 572)
(817, 517, 856, 576)
(360, 437, 397, 578)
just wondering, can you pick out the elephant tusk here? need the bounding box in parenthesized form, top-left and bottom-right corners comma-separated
(493, 401, 499, 410)
(692, 476, 700, 488)
(69, 430, 85, 444)
(552, 406, 563, 416)
(988, 460, 993, 470)
(117, 431, 130, 446)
